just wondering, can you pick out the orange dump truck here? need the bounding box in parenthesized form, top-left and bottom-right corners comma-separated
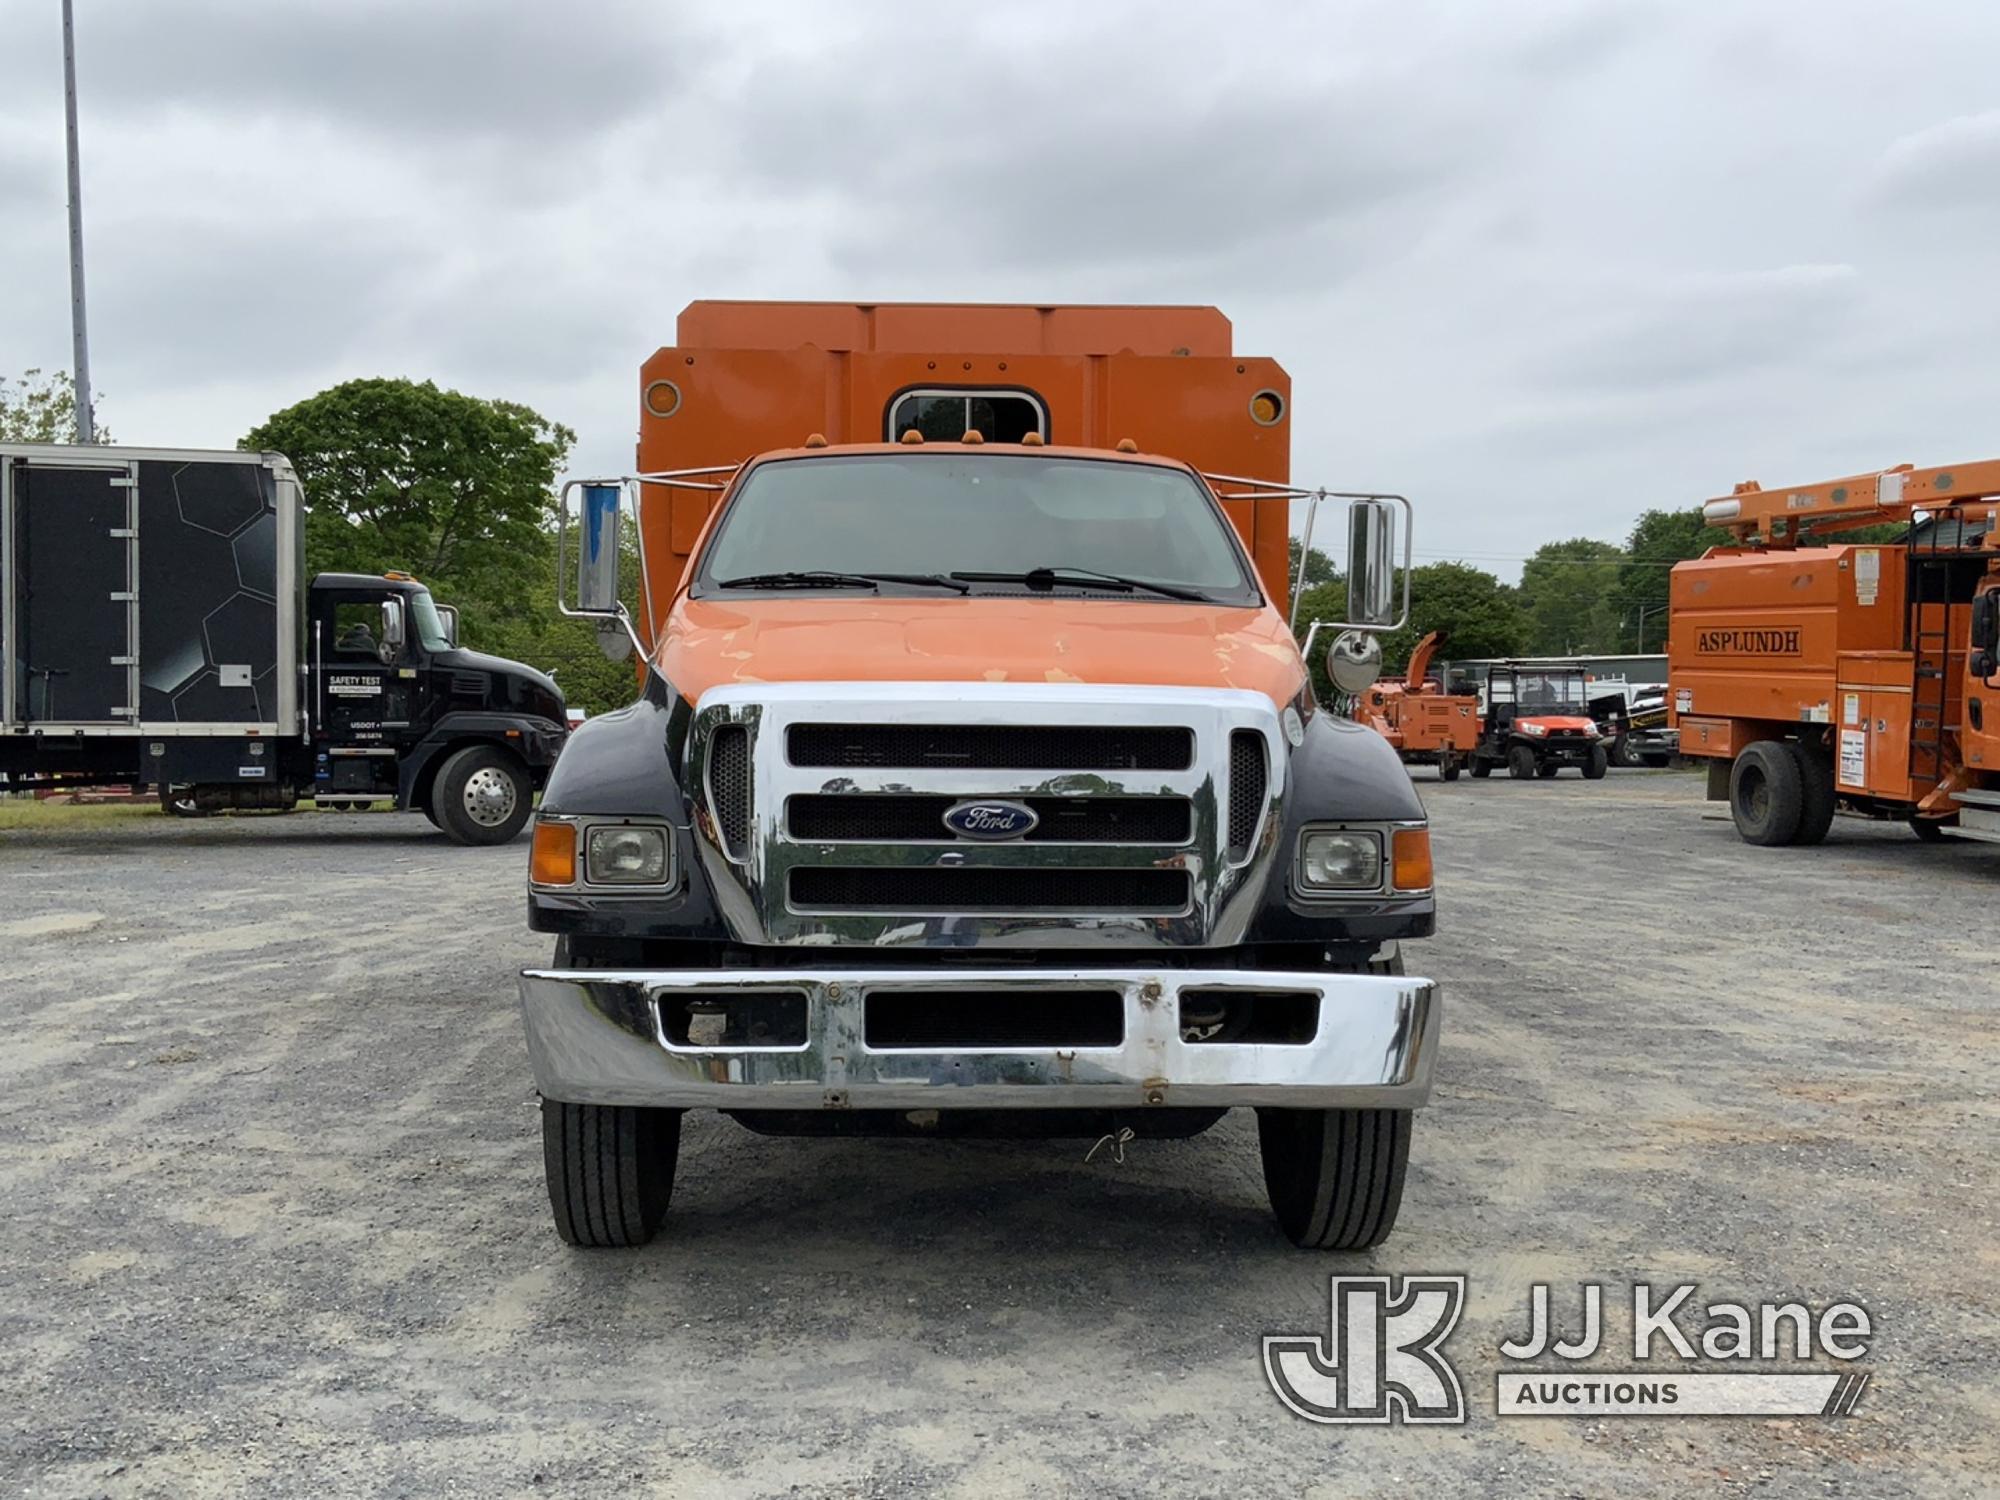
(517, 302, 1442, 1250)
(1359, 630, 1482, 780)
(1670, 459, 2000, 846)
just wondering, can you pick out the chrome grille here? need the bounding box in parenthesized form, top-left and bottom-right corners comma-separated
(786, 794, 1191, 845)
(688, 683, 1288, 949)
(787, 722, 1193, 771)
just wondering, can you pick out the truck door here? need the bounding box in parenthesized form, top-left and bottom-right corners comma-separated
(5, 458, 137, 725)
(310, 588, 427, 792)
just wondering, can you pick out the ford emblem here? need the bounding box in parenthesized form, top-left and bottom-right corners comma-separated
(942, 799, 1039, 841)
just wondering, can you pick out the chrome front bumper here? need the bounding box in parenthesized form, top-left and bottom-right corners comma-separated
(518, 966, 1440, 1111)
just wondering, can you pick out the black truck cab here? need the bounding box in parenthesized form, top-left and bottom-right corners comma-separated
(305, 573, 567, 841)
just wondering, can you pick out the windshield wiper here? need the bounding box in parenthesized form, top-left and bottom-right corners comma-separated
(714, 570, 969, 593)
(950, 566, 1210, 602)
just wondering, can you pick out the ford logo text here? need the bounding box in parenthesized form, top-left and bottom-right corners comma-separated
(942, 800, 1039, 840)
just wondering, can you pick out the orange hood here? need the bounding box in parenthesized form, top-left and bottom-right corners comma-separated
(657, 596, 1308, 706)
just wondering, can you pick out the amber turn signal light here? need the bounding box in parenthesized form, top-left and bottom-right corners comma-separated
(1391, 827, 1432, 892)
(531, 820, 577, 886)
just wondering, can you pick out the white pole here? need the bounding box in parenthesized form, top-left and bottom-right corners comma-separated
(62, 0, 95, 444)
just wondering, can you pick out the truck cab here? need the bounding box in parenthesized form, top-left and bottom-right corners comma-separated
(515, 304, 1442, 1251)
(303, 573, 567, 839)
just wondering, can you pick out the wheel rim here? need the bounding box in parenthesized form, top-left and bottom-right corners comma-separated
(461, 766, 518, 827)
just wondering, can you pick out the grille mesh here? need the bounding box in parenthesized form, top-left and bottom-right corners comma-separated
(708, 725, 751, 858)
(789, 866, 1190, 913)
(787, 723, 1193, 771)
(787, 794, 1191, 844)
(1227, 731, 1267, 860)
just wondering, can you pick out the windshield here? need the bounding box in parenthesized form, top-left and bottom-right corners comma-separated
(694, 453, 1260, 604)
(407, 589, 453, 652)
(1510, 671, 1587, 710)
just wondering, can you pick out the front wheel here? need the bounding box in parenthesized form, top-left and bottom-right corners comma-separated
(1508, 744, 1539, 779)
(432, 745, 533, 845)
(1582, 743, 1609, 780)
(542, 1100, 681, 1247)
(1258, 1107, 1412, 1250)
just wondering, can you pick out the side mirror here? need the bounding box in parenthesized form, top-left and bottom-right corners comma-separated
(436, 603, 460, 648)
(1347, 498, 1397, 627)
(577, 483, 622, 614)
(378, 599, 406, 664)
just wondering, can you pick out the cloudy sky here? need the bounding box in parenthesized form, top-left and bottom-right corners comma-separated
(2, 0, 1996, 578)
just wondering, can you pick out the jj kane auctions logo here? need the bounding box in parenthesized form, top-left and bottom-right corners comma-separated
(1265, 1278, 1872, 1425)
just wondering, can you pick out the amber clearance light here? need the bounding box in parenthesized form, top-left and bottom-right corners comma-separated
(1392, 827, 1433, 892)
(531, 820, 577, 886)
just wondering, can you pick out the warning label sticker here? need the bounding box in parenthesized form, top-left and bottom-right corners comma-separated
(1856, 550, 1880, 606)
(327, 675, 382, 698)
(1839, 729, 1867, 787)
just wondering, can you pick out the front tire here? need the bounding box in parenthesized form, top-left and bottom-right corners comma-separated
(432, 745, 533, 845)
(1258, 1107, 1412, 1250)
(1256, 951, 1413, 1250)
(1582, 743, 1609, 780)
(1508, 744, 1539, 779)
(1729, 741, 1804, 846)
(541, 1100, 681, 1247)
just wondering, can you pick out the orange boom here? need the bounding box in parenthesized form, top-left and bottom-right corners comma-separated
(1669, 459, 2000, 846)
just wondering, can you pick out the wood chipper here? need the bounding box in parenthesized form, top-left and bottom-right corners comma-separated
(1669, 458, 2000, 846)
(1358, 630, 1481, 780)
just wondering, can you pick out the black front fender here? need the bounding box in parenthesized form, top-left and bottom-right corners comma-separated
(1244, 710, 1436, 946)
(529, 673, 729, 941)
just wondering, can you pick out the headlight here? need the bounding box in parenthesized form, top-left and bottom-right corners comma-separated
(586, 824, 671, 885)
(1297, 829, 1383, 892)
(1519, 721, 1547, 737)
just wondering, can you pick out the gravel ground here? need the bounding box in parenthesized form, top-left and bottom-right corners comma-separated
(1, 772, 1994, 1498)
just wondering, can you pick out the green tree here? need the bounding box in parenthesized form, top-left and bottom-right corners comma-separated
(243, 378, 574, 627)
(1518, 537, 1623, 654)
(0, 368, 109, 443)
(235, 378, 662, 712)
(1294, 561, 1524, 700)
(1610, 508, 1730, 651)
